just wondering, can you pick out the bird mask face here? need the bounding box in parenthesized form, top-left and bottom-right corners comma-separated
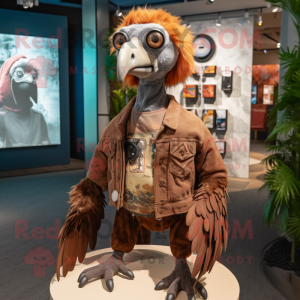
(9, 58, 38, 108)
(113, 23, 179, 83)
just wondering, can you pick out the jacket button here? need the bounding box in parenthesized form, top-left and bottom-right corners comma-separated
(159, 181, 164, 187)
(159, 159, 163, 165)
(112, 190, 118, 202)
(180, 151, 184, 156)
(159, 209, 163, 213)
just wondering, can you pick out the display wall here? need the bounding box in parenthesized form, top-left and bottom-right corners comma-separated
(0, 8, 69, 171)
(168, 16, 254, 178)
(0, 33, 61, 148)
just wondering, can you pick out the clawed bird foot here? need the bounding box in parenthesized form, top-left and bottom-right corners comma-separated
(154, 258, 207, 300)
(78, 253, 134, 292)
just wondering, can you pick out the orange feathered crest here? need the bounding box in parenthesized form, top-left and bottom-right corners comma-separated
(110, 7, 195, 88)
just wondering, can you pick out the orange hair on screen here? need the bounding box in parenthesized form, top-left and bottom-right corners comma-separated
(110, 7, 195, 88)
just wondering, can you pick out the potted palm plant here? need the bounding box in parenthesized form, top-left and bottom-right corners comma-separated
(260, 0, 300, 294)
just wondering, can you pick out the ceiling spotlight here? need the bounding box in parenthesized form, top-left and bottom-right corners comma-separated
(115, 5, 122, 17)
(216, 13, 222, 26)
(207, 0, 214, 5)
(257, 15, 263, 26)
(277, 42, 281, 48)
(273, 7, 279, 12)
(257, 8, 263, 26)
(263, 49, 267, 54)
(17, 0, 39, 9)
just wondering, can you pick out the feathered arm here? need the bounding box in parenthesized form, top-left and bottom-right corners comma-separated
(56, 140, 109, 280)
(187, 126, 229, 282)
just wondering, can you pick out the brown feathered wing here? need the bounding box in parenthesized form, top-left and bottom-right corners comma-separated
(56, 178, 106, 280)
(186, 178, 228, 282)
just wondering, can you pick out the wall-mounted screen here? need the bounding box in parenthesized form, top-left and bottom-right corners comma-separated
(202, 109, 215, 129)
(216, 140, 227, 154)
(251, 85, 257, 104)
(183, 84, 197, 98)
(216, 109, 227, 131)
(204, 66, 216, 77)
(263, 85, 274, 105)
(252, 65, 279, 105)
(203, 84, 216, 100)
(0, 33, 61, 149)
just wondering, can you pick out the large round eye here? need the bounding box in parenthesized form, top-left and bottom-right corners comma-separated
(113, 33, 127, 50)
(147, 31, 164, 49)
(16, 70, 24, 78)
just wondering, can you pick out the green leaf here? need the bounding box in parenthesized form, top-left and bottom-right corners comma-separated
(286, 200, 300, 246)
(262, 161, 300, 206)
(276, 201, 290, 233)
(263, 193, 279, 225)
(263, 0, 300, 240)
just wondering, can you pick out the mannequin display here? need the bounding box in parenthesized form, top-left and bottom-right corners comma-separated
(56, 7, 228, 300)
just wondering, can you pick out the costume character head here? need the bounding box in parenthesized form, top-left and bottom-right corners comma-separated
(0, 54, 38, 111)
(110, 7, 195, 87)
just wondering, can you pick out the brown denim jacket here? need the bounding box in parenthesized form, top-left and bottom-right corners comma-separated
(87, 95, 228, 220)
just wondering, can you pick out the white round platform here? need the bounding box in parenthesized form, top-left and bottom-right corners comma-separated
(50, 245, 239, 300)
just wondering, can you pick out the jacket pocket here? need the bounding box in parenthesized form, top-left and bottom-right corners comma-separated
(168, 140, 196, 201)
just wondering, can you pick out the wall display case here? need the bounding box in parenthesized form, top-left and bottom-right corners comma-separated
(183, 84, 199, 106)
(221, 71, 233, 97)
(168, 16, 254, 178)
(202, 109, 215, 129)
(252, 65, 279, 105)
(215, 110, 227, 131)
(193, 34, 216, 63)
(192, 73, 201, 81)
(263, 85, 274, 105)
(251, 85, 257, 104)
(216, 140, 227, 154)
(183, 84, 197, 98)
(204, 66, 216, 77)
(187, 108, 198, 116)
(203, 85, 216, 102)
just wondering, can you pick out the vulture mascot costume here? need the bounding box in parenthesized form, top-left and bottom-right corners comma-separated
(56, 7, 228, 300)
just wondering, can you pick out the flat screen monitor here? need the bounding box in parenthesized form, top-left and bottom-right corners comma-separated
(0, 33, 61, 149)
(263, 85, 274, 105)
(251, 85, 257, 105)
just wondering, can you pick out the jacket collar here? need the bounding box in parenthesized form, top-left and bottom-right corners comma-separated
(116, 94, 181, 137)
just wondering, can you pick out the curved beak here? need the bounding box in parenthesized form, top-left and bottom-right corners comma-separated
(11, 75, 37, 106)
(117, 37, 158, 82)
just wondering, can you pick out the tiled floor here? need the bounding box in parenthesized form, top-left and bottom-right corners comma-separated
(1, 139, 281, 300)
(227, 140, 268, 193)
(0, 158, 84, 179)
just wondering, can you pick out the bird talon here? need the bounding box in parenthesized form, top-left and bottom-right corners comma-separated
(106, 279, 114, 292)
(166, 293, 176, 300)
(155, 280, 166, 290)
(196, 282, 207, 300)
(78, 272, 85, 283)
(78, 275, 88, 288)
(125, 269, 135, 279)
